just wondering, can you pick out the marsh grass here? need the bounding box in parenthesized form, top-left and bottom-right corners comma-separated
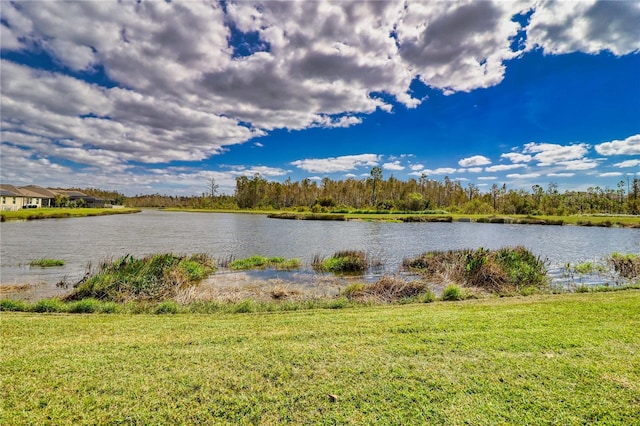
(29, 258, 65, 267)
(66, 253, 216, 302)
(609, 252, 640, 279)
(229, 255, 301, 271)
(340, 275, 434, 303)
(0, 207, 140, 221)
(312, 250, 368, 273)
(403, 246, 548, 293)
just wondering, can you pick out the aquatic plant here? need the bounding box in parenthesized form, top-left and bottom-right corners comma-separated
(403, 246, 548, 293)
(30, 258, 65, 267)
(312, 250, 368, 273)
(608, 252, 640, 279)
(229, 256, 300, 271)
(66, 253, 217, 302)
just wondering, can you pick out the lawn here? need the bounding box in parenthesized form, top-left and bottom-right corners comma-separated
(0, 207, 140, 221)
(1, 291, 639, 425)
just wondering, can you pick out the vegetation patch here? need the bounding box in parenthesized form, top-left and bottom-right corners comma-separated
(1, 207, 140, 222)
(29, 258, 65, 268)
(2, 292, 639, 424)
(403, 246, 548, 293)
(65, 253, 216, 302)
(608, 252, 640, 279)
(312, 250, 368, 273)
(340, 276, 434, 303)
(228, 255, 301, 271)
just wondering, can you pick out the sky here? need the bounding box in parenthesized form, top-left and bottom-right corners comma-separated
(1, 0, 639, 196)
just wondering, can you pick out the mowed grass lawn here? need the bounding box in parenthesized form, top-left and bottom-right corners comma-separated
(2, 292, 639, 425)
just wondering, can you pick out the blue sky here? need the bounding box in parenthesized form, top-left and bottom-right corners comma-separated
(1, 1, 639, 196)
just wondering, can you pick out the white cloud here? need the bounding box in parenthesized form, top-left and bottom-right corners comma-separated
(410, 164, 425, 171)
(464, 167, 483, 173)
(383, 161, 405, 171)
(478, 176, 497, 180)
(507, 173, 541, 179)
(458, 155, 491, 167)
(595, 134, 640, 156)
(290, 154, 379, 173)
(501, 152, 533, 163)
(526, 1, 640, 56)
(523, 142, 590, 165)
(428, 168, 458, 175)
(547, 173, 575, 177)
(557, 159, 600, 171)
(485, 164, 526, 172)
(598, 172, 623, 177)
(613, 159, 640, 168)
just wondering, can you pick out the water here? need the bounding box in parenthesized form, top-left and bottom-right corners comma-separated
(1, 210, 638, 299)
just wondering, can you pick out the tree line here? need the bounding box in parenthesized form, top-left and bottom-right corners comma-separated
(124, 168, 640, 216)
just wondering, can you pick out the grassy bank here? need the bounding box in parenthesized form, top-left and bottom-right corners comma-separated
(2, 291, 639, 424)
(0, 207, 140, 221)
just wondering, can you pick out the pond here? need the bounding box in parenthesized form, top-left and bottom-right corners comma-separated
(1, 210, 638, 300)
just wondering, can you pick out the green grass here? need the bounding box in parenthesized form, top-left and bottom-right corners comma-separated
(229, 256, 301, 271)
(0, 207, 140, 221)
(1, 291, 639, 424)
(29, 258, 65, 267)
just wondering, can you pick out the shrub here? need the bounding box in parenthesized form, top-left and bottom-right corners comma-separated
(229, 256, 300, 271)
(442, 285, 464, 301)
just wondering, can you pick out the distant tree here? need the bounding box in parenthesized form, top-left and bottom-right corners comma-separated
(370, 166, 383, 207)
(207, 177, 219, 207)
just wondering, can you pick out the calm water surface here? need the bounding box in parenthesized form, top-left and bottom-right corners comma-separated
(1, 210, 638, 299)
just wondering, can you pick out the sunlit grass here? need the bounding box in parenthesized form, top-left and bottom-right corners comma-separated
(0, 207, 140, 221)
(1, 291, 639, 424)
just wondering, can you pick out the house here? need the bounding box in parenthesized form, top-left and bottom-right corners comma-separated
(0, 184, 26, 211)
(19, 185, 57, 208)
(52, 190, 106, 208)
(0, 184, 106, 209)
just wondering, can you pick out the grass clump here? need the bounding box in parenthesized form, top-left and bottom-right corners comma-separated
(66, 253, 216, 302)
(312, 250, 368, 273)
(31, 298, 67, 313)
(29, 258, 65, 267)
(229, 255, 300, 271)
(403, 246, 548, 293)
(340, 276, 433, 303)
(0, 299, 28, 311)
(608, 252, 640, 279)
(442, 284, 465, 301)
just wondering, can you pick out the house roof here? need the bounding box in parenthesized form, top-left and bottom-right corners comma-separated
(20, 185, 57, 198)
(0, 184, 23, 197)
